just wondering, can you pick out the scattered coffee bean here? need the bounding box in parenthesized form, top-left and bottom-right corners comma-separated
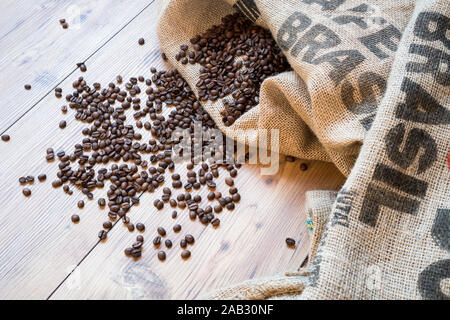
(153, 236, 161, 246)
(38, 174, 47, 182)
(300, 163, 308, 171)
(59, 120, 67, 129)
(157, 227, 166, 237)
(165, 239, 172, 248)
(24, 84, 31, 90)
(138, 38, 145, 45)
(158, 251, 166, 261)
(136, 223, 145, 232)
(1, 134, 10, 142)
(103, 221, 112, 229)
(22, 188, 31, 197)
(77, 200, 84, 209)
(71, 214, 80, 223)
(98, 230, 107, 240)
(286, 238, 296, 247)
(136, 235, 144, 243)
(185, 234, 195, 244)
(181, 250, 191, 259)
(173, 224, 181, 233)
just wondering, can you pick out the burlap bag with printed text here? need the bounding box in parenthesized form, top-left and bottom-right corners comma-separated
(158, 0, 415, 176)
(197, 0, 450, 300)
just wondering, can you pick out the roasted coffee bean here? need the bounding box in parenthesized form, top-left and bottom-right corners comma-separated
(214, 205, 222, 213)
(131, 249, 141, 258)
(26, 176, 35, 183)
(103, 221, 112, 229)
(22, 188, 31, 196)
(124, 247, 133, 256)
(181, 250, 191, 259)
(225, 177, 234, 186)
(136, 223, 145, 232)
(226, 203, 235, 210)
(19, 177, 26, 184)
(153, 235, 161, 246)
(77, 200, 84, 209)
(1, 134, 10, 141)
(180, 239, 187, 248)
(185, 234, 195, 244)
(286, 238, 296, 247)
(300, 163, 308, 171)
(157, 227, 166, 236)
(78, 63, 87, 72)
(52, 180, 62, 188)
(138, 38, 145, 45)
(211, 218, 220, 227)
(127, 223, 135, 232)
(38, 174, 47, 182)
(171, 210, 178, 219)
(24, 84, 31, 90)
(286, 156, 296, 162)
(98, 230, 107, 240)
(173, 224, 181, 232)
(136, 235, 144, 243)
(59, 120, 67, 129)
(157, 251, 166, 261)
(165, 239, 172, 248)
(232, 193, 241, 202)
(132, 241, 143, 249)
(98, 198, 106, 207)
(62, 22, 69, 29)
(71, 214, 80, 223)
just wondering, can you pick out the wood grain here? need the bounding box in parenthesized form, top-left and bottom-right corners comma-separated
(0, 1, 345, 300)
(0, 0, 154, 132)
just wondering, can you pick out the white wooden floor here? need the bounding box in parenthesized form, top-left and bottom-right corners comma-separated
(0, 0, 345, 299)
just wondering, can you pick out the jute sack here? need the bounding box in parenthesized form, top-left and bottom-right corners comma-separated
(157, 0, 415, 176)
(207, 0, 450, 300)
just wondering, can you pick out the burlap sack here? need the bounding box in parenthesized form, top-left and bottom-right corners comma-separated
(158, 0, 415, 176)
(204, 0, 450, 300)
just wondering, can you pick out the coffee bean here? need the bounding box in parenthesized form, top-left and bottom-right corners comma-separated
(19, 177, 26, 184)
(136, 235, 144, 243)
(98, 198, 106, 207)
(165, 239, 172, 248)
(127, 223, 135, 232)
(103, 221, 112, 229)
(232, 193, 241, 202)
(286, 156, 296, 162)
(211, 218, 220, 227)
(181, 250, 191, 259)
(124, 247, 133, 256)
(24, 84, 31, 90)
(173, 224, 181, 232)
(225, 177, 234, 186)
(22, 188, 31, 196)
(62, 22, 69, 29)
(71, 214, 80, 223)
(26, 176, 34, 183)
(52, 180, 62, 188)
(59, 120, 67, 129)
(185, 234, 195, 244)
(77, 200, 84, 209)
(157, 227, 166, 237)
(138, 38, 145, 45)
(153, 236, 161, 246)
(171, 210, 178, 219)
(132, 241, 143, 249)
(286, 238, 296, 247)
(180, 239, 187, 248)
(300, 163, 308, 171)
(1, 134, 10, 141)
(136, 223, 145, 232)
(59, 19, 66, 24)
(38, 174, 47, 182)
(131, 249, 141, 258)
(157, 251, 166, 261)
(226, 203, 235, 210)
(98, 230, 107, 240)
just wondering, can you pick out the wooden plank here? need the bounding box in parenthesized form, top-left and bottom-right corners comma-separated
(49, 160, 343, 300)
(0, 1, 162, 300)
(0, 1, 345, 300)
(0, 0, 154, 131)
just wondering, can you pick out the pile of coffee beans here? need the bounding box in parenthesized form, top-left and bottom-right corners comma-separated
(176, 12, 291, 126)
(18, 56, 245, 261)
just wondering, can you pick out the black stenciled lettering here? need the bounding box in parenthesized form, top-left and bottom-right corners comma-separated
(432, 209, 450, 251)
(385, 123, 437, 174)
(359, 182, 420, 227)
(277, 12, 312, 51)
(396, 77, 450, 125)
(406, 44, 450, 86)
(372, 163, 428, 198)
(291, 24, 341, 60)
(359, 25, 401, 59)
(313, 49, 365, 85)
(418, 259, 450, 300)
(302, 0, 346, 11)
(414, 11, 450, 49)
(341, 71, 386, 114)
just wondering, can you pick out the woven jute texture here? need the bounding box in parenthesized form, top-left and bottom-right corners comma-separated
(158, 0, 449, 299)
(158, 0, 415, 176)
